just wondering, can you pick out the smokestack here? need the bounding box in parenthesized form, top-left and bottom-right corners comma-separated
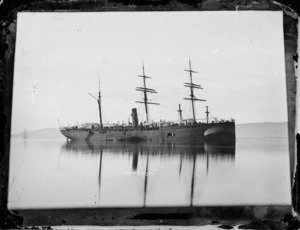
(131, 108, 138, 128)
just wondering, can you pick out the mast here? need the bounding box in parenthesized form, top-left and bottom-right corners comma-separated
(135, 62, 159, 123)
(23, 129, 27, 139)
(206, 106, 209, 124)
(183, 57, 206, 123)
(177, 104, 183, 122)
(88, 77, 103, 129)
(98, 78, 103, 129)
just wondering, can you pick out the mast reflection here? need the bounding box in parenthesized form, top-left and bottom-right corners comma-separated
(144, 153, 149, 207)
(61, 140, 235, 207)
(190, 153, 196, 207)
(98, 148, 103, 202)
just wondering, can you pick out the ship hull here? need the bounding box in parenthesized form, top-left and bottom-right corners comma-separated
(60, 129, 90, 140)
(60, 122, 235, 145)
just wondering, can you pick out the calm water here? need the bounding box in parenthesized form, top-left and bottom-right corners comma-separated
(8, 133, 291, 209)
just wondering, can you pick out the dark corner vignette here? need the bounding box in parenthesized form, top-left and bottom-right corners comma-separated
(0, 0, 299, 229)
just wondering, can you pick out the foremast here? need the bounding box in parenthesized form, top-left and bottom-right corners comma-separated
(89, 78, 103, 129)
(183, 57, 206, 123)
(98, 79, 103, 129)
(135, 62, 159, 123)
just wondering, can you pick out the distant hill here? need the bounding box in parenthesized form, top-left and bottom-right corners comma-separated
(12, 128, 65, 140)
(11, 122, 288, 140)
(236, 122, 288, 138)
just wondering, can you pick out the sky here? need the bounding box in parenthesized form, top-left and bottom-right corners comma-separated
(11, 11, 287, 134)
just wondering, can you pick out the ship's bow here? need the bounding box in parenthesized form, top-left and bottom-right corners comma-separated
(204, 121, 236, 145)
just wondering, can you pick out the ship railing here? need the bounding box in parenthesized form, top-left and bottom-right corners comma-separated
(100, 126, 160, 132)
(174, 118, 235, 125)
(142, 126, 160, 130)
(208, 118, 235, 124)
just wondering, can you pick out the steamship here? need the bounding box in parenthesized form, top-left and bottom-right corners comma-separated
(60, 59, 236, 145)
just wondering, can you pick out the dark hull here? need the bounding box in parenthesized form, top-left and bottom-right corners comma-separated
(60, 122, 235, 145)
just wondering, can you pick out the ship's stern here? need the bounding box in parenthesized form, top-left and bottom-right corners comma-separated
(60, 128, 90, 141)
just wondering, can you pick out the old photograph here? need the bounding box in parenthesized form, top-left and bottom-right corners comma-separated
(8, 11, 290, 210)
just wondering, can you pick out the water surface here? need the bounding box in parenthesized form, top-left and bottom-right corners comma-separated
(8, 129, 291, 209)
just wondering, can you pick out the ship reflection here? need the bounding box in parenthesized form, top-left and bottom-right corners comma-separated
(61, 141, 235, 207)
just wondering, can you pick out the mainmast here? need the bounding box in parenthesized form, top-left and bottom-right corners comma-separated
(183, 57, 206, 123)
(135, 62, 159, 123)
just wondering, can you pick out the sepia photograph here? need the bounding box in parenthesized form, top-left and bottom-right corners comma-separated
(7, 10, 291, 223)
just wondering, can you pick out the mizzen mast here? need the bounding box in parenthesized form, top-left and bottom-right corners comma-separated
(135, 62, 159, 123)
(183, 57, 206, 123)
(178, 104, 183, 122)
